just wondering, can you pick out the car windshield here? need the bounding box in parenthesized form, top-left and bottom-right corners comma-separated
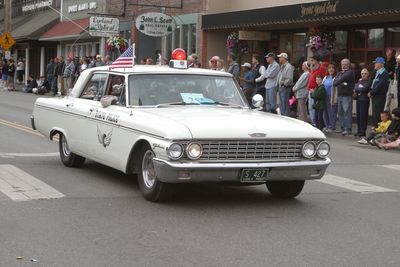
(128, 74, 247, 107)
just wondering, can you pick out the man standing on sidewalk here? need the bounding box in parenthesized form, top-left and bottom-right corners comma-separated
(63, 57, 75, 95)
(333, 58, 355, 135)
(369, 57, 389, 127)
(277, 52, 294, 116)
(227, 54, 240, 83)
(256, 53, 279, 113)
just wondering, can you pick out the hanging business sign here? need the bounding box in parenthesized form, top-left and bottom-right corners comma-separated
(22, 0, 53, 13)
(135, 12, 176, 37)
(239, 31, 271, 41)
(89, 17, 120, 37)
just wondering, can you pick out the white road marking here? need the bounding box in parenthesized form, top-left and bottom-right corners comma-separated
(0, 165, 65, 201)
(0, 152, 59, 158)
(380, 165, 400, 171)
(318, 174, 397, 194)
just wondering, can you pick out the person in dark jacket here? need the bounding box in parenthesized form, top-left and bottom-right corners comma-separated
(369, 57, 390, 127)
(354, 69, 372, 137)
(23, 74, 38, 93)
(7, 59, 16, 91)
(333, 58, 355, 135)
(311, 75, 326, 131)
(52, 57, 60, 95)
(396, 55, 400, 108)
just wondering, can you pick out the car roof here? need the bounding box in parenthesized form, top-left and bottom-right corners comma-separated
(91, 65, 233, 77)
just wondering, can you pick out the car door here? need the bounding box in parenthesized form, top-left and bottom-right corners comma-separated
(85, 74, 133, 171)
(69, 72, 108, 156)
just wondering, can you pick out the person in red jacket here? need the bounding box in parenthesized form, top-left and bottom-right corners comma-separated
(307, 56, 326, 125)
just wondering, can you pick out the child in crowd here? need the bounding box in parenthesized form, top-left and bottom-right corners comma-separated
(311, 75, 326, 131)
(373, 108, 400, 146)
(358, 111, 391, 145)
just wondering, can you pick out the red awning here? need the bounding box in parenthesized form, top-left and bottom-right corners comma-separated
(40, 18, 89, 41)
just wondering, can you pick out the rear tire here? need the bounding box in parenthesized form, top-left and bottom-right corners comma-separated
(59, 133, 85, 168)
(266, 180, 305, 198)
(137, 144, 175, 202)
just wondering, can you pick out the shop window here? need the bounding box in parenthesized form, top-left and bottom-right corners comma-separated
(368, 28, 384, 49)
(387, 27, 400, 48)
(332, 31, 348, 64)
(190, 24, 197, 54)
(353, 30, 367, 48)
(279, 34, 292, 53)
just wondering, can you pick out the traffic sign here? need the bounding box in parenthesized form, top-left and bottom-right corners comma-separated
(0, 32, 16, 50)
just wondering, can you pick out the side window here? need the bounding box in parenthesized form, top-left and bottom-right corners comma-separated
(105, 75, 126, 106)
(80, 73, 108, 100)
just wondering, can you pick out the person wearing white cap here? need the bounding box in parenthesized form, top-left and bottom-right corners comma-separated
(277, 52, 294, 116)
(239, 62, 256, 104)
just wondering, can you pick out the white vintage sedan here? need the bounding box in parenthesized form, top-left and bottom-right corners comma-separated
(32, 58, 330, 202)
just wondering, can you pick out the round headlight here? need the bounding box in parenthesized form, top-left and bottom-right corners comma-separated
(186, 143, 203, 160)
(167, 143, 183, 160)
(302, 141, 316, 159)
(317, 141, 330, 158)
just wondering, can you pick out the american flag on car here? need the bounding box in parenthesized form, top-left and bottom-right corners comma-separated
(109, 44, 135, 69)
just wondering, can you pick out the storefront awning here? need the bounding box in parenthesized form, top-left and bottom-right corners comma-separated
(39, 18, 89, 41)
(12, 11, 60, 40)
(202, 0, 400, 30)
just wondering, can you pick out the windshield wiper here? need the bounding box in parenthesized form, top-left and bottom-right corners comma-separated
(155, 102, 200, 107)
(203, 101, 244, 108)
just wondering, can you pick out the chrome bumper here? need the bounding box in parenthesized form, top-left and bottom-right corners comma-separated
(152, 158, 331, 183)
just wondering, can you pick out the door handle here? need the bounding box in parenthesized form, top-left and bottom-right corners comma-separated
(89, 108, 94, 112)
(66, 103, 74, 108)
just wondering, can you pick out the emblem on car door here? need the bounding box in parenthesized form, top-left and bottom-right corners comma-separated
(97, 125, 113, 147)
(249, 133, 266, 138)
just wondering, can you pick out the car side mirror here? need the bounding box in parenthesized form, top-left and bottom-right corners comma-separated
(252, 94, 264, 110)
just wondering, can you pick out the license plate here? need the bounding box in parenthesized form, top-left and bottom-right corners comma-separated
(240, 169, 269, 182)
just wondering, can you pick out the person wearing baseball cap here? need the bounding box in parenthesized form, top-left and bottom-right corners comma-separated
(396, 54, 400, 108)
(277, 52, 294, 116)
(240, 62, 256, 104)
(255, 52, 279, 113)
(369, 56, 390, 127)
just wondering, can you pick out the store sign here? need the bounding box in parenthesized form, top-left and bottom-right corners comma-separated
(22, 0, 53, 13)
(68, 2, 97, 13)
(135, 12, 175, 37)
(89, 17, 120, 37)
(300, 0, 339, 18)
(239, 31, 271, 41)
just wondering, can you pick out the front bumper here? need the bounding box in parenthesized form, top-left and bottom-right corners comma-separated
(153, 158, 331, 183)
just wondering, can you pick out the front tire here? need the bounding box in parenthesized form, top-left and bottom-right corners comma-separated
(59, 133, 85, 168)
(266, 180, 305, 198)
(137, 144, 175, 202)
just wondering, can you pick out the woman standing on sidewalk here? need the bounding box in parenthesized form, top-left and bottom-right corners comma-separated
(7, 59, 16, 91)
(322, 64, 337, 133)
(354, 69, 372, 137)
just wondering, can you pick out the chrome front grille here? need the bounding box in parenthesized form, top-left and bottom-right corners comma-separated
(197, 140, 305, 161)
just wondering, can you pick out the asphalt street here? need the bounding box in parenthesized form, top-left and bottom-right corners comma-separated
(0, 89, 399, 267)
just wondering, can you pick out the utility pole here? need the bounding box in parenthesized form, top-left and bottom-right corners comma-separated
(4, 0, 11, 33)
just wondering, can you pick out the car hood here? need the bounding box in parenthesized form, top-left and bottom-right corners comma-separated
(143, 107, 325, 140)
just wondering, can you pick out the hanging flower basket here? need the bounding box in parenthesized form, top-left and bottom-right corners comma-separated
(106, 36, 128, 53)
(306, 26, 336, 57)
(226, 31, 249, 60)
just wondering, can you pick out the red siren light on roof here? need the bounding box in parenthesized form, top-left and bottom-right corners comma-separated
(171, 48, 186, 60)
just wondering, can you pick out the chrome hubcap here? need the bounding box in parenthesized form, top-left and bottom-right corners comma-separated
(142, 150, 156, 189)
(62, 136, 70, 157)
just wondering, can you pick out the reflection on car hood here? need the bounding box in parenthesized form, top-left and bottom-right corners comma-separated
(142, 107, 325, 140)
